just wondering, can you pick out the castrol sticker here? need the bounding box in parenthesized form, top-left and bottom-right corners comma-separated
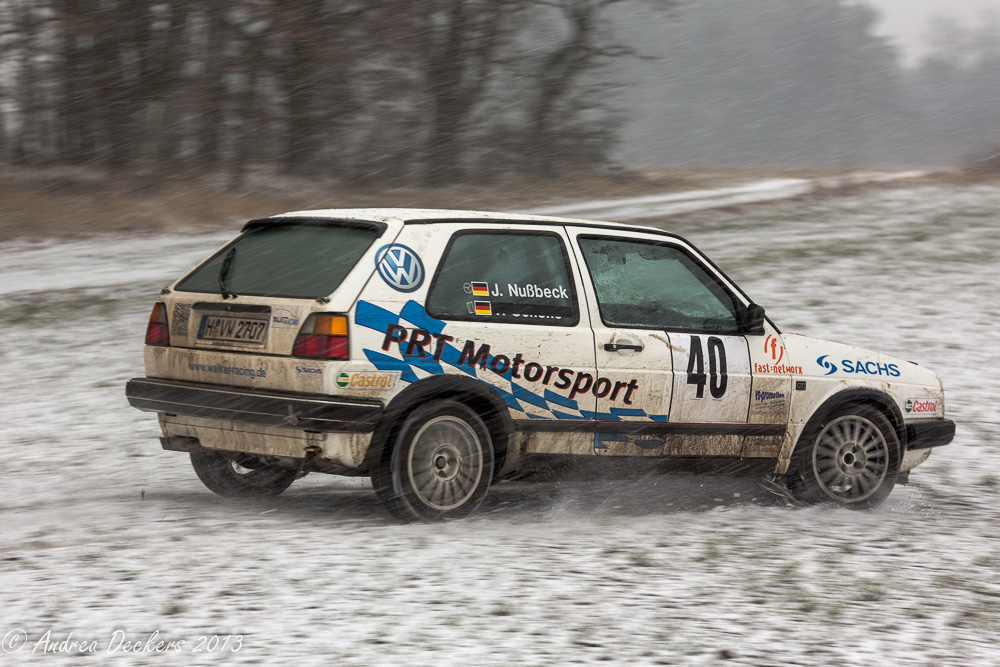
(336, 370, 400, 390)
(904, 398, 940, 416)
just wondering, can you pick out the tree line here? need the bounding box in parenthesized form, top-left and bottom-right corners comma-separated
(0, 0, 656, 186)
(1, 0, 998, 185)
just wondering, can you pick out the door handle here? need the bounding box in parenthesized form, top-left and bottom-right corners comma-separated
(604, 342, 643, 352)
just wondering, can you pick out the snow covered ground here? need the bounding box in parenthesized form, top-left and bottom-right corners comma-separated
(1, 183, 999, 665)
(529, 170, 928, 220)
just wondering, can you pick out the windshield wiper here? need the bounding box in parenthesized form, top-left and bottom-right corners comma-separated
(219, 246, 238, 299)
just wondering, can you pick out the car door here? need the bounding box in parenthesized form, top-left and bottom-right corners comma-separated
(564, 231, 673, 456)
(414, 224, 599, 455)
(667, 331, 752, 455)
(570, 229, 755, 457)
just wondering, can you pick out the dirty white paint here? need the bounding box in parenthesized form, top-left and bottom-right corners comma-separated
(135, 208, 948, 483)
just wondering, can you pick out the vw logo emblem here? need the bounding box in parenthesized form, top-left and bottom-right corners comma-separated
(375, 244, 425, 292)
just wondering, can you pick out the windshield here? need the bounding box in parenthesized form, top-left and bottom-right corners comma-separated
(175, 223, 380, 298)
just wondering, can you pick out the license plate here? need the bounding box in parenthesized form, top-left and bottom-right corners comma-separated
(197, 315, 268, 345)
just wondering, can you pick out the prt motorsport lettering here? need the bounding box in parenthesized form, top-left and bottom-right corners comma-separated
(381, 324, 639, 404)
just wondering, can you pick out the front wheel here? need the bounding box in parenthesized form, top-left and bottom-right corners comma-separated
(786, 405, 900, 509)
(373, 402, 494, 522)
(190, 450, 297, 498)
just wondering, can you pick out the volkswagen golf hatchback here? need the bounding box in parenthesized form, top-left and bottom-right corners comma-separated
(126, 209, 955, 520)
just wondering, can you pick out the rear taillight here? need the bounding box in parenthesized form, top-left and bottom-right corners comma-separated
(145, 302, 170, 346)
(293, 314, 349, 360)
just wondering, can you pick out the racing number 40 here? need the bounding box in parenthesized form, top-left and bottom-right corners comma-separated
(686, 335, 728, 399)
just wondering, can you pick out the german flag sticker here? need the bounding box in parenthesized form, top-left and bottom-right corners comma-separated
(474, 301, 492, 316)
(471, 281, 489, 296)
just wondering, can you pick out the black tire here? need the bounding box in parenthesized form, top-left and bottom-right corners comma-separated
(373, 401, 494, 522)
(786, 404, 900, 509)
(190, 450, 297, 498)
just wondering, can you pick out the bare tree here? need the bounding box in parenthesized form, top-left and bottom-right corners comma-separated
(261, 1, 367, 175)
(521, 0, 664, 176)
(415, 0, 517, 185)
(0, 0, 660, 182)
(5, 0, 46, 164)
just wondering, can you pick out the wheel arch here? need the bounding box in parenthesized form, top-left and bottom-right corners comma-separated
(362, 375, 515, 477)
(794, 387, 906, 456)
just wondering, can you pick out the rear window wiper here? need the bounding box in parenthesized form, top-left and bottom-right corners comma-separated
(219, 246, 238, 299)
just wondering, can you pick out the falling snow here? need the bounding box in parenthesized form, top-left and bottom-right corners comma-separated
(1, 183, 998, 665)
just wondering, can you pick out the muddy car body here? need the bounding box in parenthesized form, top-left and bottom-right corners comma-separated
(126, 209, 955, 520)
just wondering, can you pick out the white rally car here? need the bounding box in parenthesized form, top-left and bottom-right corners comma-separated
(126, 209, 955, 520)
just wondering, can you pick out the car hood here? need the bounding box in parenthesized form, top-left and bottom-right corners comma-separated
(782, 333, 942, 388)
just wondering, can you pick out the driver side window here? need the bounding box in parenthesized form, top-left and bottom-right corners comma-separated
(578, 237, 741, 332)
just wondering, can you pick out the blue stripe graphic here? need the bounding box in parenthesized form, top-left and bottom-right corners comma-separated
(355, 301, 399, 334)
(363, 349, 419, 383)
(543, 390, 579, 410)
(492, 386, 524, 413)
(400, 300, 446, 334)
(610, 407, 647, 417)
(512, 384, 551, 411)
(580, 411, 623, 422)
(551, 410, 590, 421)
(438, 343, 477, 377)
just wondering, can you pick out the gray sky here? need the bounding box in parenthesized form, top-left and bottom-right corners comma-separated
(863, 0, 999, 65)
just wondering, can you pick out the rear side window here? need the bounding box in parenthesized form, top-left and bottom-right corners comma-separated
(427, 231, 579, 326)
(175, 223, 379, 299)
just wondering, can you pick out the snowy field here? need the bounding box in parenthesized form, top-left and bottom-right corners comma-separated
(1, 184, 999, 665)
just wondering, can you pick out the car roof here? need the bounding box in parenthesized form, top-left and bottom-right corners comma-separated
(267, 207, 669, 235)
(251, 207, 753, 309)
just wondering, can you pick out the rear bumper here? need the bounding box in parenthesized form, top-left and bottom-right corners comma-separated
(906, 418, 956, 450)
(126, 377, 383, 433)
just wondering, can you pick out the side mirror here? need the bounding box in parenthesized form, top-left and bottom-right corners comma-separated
(744, 303, 766, 335)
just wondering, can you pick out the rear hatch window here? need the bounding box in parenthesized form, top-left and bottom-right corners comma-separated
(175, 222, 381, 299)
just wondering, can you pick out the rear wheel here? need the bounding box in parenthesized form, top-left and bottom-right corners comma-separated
(786, 405, 900, 508)
(373, 402, 494, 522)
(190, 450, 297, 498)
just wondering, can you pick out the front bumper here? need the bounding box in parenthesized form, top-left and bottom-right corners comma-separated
(126, 378, 383, 433)
(906, 419, 956, 450)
